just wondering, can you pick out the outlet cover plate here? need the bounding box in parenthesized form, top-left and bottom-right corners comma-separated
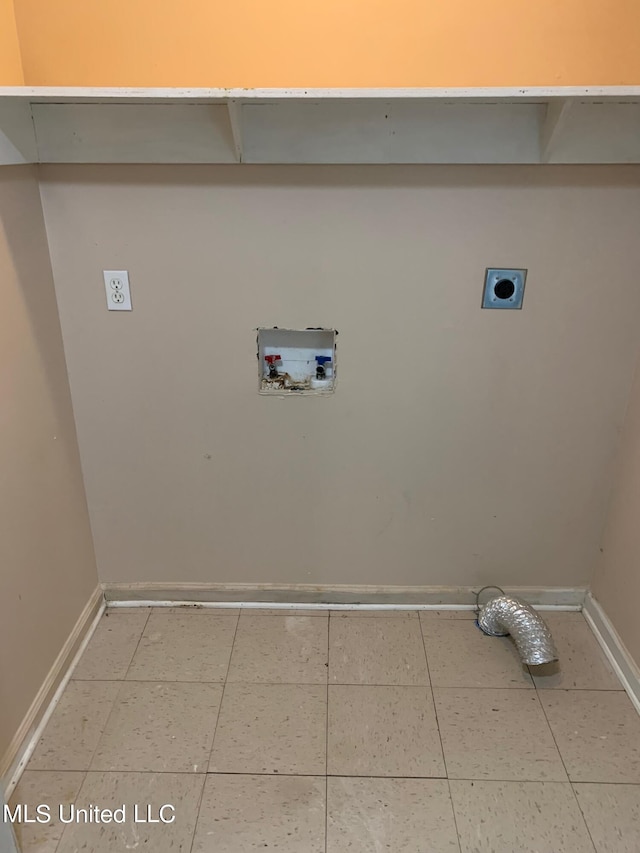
(103, 270, 132, 311)
(482, 268, 527, 309)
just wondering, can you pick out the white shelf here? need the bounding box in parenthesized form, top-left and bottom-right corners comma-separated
(1, 87, 640, 166)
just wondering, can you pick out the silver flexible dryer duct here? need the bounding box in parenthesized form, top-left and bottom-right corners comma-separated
(477, 594, 558, 666)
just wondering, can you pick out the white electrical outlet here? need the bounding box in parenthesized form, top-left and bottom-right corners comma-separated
(103, 270, 132, 311)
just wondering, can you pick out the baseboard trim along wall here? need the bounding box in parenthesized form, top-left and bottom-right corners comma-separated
(1, 586, 105, 799)
(103, 582, 586, 608)
(583, 592, 640, 716)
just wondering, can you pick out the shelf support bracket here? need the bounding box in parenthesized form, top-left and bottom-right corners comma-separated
(540, 99, 572, 163)
(0, 99, 38, 165)
(227, 101, 243, 163)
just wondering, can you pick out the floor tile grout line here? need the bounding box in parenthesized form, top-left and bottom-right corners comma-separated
(67, 678, 628, 692)
(124, 609, 239, 683)
(431, 685, 626, 693)
(206, 610, 242, 773)
(534, 682, 615, 853)
(73, 678, 435, 686)
(533, 684, 599, 853)
(528, 686, 625, 692)
(145, 608, 243, 615)
(418, 618, 451, 778)
(120, 607, 153, 682)
(75, 609, 152, 776)
(325, 612, 330, 853)
(24, 768, 640, 782)
(35, 610, 148, 779)
(234, 612, 330, 625)
(418, 618, 463, 852)
(568, 781, 600, 853)
(70, 607, 151, 682)
(51, 768, 89, 853)
(415, 617, 433, 691)
(534, 691, 573, 784)
(74, 611, 230, 777)
(527, 689, 573, 784)
(440, 777, 640, 785)
(446, 780, 464, 853)
(570, 780, 640, 787)
(186, 771, 208, 853)
(75, 682, 126, 775)
(431, 684, 537, 692)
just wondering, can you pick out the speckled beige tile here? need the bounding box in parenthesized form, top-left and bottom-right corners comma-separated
(192, 774, 325, 852)
(573, 783, 640, 853)
(450, 780, 595, 853)
(327, 777, 459, 852)
(434, 688, 566, 781)
(73, 610, 149, 680)
(329, 617, 429, 685)
(91, 681, 222, 772)
(422, 620, 533, 688)
(328, 685, 445, 777)
(419, 609, 477, 621)
(28, 682, 121, 771)
(330, 609, 418, 618)
(55, 771, 204, 853)
(227, 615, 328, 684)
(240, 608, 328, 617)
(530, 618, 621, 690)
(540, 690, 640, 782)
(126, 610, 238, 681)
(9, 771, 85, 853)
(210, 683, 326, 775)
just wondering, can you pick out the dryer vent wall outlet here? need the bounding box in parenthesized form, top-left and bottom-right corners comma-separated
(482, 268, 527, 309)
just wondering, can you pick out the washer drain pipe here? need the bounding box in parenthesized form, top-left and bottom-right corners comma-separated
(476, 587, 558, 666)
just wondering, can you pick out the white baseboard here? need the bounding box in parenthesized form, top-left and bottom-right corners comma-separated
(103, 582, 586, 608)
(583, 592, 640, 715)
(1, 586, 105, 798)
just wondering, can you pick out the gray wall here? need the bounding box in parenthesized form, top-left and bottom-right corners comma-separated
(0, 166, 97, 772)
(39, 164, 640, 590)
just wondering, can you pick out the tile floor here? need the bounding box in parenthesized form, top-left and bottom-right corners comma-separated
(10, 607, 640, 852)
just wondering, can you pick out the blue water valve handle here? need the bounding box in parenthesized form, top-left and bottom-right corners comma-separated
(315, 355, 332, 380)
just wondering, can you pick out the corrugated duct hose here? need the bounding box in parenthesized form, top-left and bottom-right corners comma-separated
(475, 585, 559, 666)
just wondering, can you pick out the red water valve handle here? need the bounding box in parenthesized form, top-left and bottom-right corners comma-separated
(265, 355, 281, 364)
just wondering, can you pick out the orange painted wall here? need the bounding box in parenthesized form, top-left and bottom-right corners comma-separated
(11, 0, 640, 88)
(0, 0, 24, 84)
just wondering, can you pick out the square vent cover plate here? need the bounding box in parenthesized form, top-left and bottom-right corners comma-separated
(482, 268, 527, 309)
